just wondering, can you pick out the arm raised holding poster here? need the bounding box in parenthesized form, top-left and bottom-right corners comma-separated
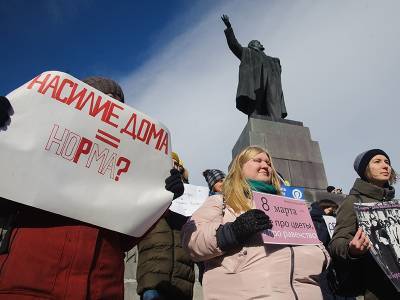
(182, 145, 329, 300)
(0, 72, 175, 236)
(0, 73, 184, 300)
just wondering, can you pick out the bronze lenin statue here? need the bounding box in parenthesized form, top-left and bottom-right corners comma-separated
(222, 15, 287, 119)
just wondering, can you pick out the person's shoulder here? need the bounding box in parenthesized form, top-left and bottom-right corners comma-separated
(309, 202, 323, 219)
(189, 194, 224, 221)
(206, 194, 224, 205)
(343, 193, 359, 203)
(192, 194, 224, 213)
(336, 194, 358, 218)
(266, 55, 280, 62)
(267, 56, 282, 68)
(339, 194, 359, 208)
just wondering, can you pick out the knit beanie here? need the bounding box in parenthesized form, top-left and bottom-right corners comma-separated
(326, 186, 335, 193)
(203, 169, 226, 191)
(82, 76, 125, 103)
(353, 149, 390, 180)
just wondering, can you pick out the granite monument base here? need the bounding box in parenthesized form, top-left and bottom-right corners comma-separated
(233, 116, 329, 201)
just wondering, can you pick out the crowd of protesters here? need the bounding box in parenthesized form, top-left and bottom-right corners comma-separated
(0, 77, 399, 300)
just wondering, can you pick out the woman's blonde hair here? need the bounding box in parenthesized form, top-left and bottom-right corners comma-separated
(222, 146, 282, 213)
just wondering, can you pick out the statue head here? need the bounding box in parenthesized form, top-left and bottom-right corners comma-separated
(248, 40, 265, 51)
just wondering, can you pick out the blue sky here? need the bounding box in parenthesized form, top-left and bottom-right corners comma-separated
(2, 0, 399, 192)
(0, 0, 204, 92)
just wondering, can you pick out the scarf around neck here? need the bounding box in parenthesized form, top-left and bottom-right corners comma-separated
(247, 179, 277, 195)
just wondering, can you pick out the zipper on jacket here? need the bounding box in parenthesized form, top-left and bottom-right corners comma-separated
(289, 246, 299, 300)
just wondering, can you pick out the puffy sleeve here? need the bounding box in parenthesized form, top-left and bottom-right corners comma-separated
(181, 195, 225, 262)
(328, 195, 358, 260)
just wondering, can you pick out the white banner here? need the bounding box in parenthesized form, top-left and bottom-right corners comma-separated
(0, 71, 173, 237)
(169, 184, 209, 216)
(322, 215, 336, 238)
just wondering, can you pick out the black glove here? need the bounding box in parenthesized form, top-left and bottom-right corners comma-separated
(0, 96, 13, 129)
(165, 168, 184, 200)
(216, 209, 272, 251)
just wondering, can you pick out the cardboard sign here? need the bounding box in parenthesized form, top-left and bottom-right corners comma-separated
(354, 201, 400, 291)
(253, 192, 320, 245)
(0, 71, 172, 237)
(322, 215, 336, 238)
(169, 184, 209, 216)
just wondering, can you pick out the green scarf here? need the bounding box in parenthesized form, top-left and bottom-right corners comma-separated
(247, 179, 277, 195)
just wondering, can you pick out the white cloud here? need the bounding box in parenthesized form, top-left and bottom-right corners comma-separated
(121, 0, 400, 192)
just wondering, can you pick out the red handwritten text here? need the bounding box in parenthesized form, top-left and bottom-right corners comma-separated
(28, 72, 169, 155)
(45, 124, 131, 181)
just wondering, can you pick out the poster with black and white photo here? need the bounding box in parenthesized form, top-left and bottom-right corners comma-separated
(354, 201, 400, 291)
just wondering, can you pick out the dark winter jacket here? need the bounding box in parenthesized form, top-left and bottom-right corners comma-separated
(310, 202, 356, 300)
(310, 202, 331, 248)
(0, 198, 137, 300)
(329, 178, 399, 300)
(136, 214, 195, 300)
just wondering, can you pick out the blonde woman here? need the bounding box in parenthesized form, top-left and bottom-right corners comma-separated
(182, 146, 328, 300)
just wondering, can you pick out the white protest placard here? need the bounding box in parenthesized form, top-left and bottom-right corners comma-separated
(0, 71, 173, 237)
(169, 184, 209, 217)
(322, 215, 336, 238)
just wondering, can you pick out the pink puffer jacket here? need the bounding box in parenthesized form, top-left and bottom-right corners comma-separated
(182, 195, 329, 300)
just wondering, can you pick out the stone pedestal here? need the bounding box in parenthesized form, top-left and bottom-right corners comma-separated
(232, 116, 328, 193)
(124, 247, 140, 300)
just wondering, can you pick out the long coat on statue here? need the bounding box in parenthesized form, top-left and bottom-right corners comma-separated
(224, 27, 287, 119)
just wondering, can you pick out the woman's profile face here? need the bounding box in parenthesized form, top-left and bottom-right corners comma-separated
(242, 152, 272, 183)
(365, 154, 391, 186)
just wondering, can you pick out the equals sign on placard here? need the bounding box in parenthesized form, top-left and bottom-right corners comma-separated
(95, 129, 120, 149)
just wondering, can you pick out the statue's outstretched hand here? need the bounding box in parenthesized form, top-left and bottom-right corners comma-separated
(221, 14, 231, 29)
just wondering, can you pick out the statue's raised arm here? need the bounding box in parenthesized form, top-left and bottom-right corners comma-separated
(221, 14, 231, 29)
(221, 14, 243, 60)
